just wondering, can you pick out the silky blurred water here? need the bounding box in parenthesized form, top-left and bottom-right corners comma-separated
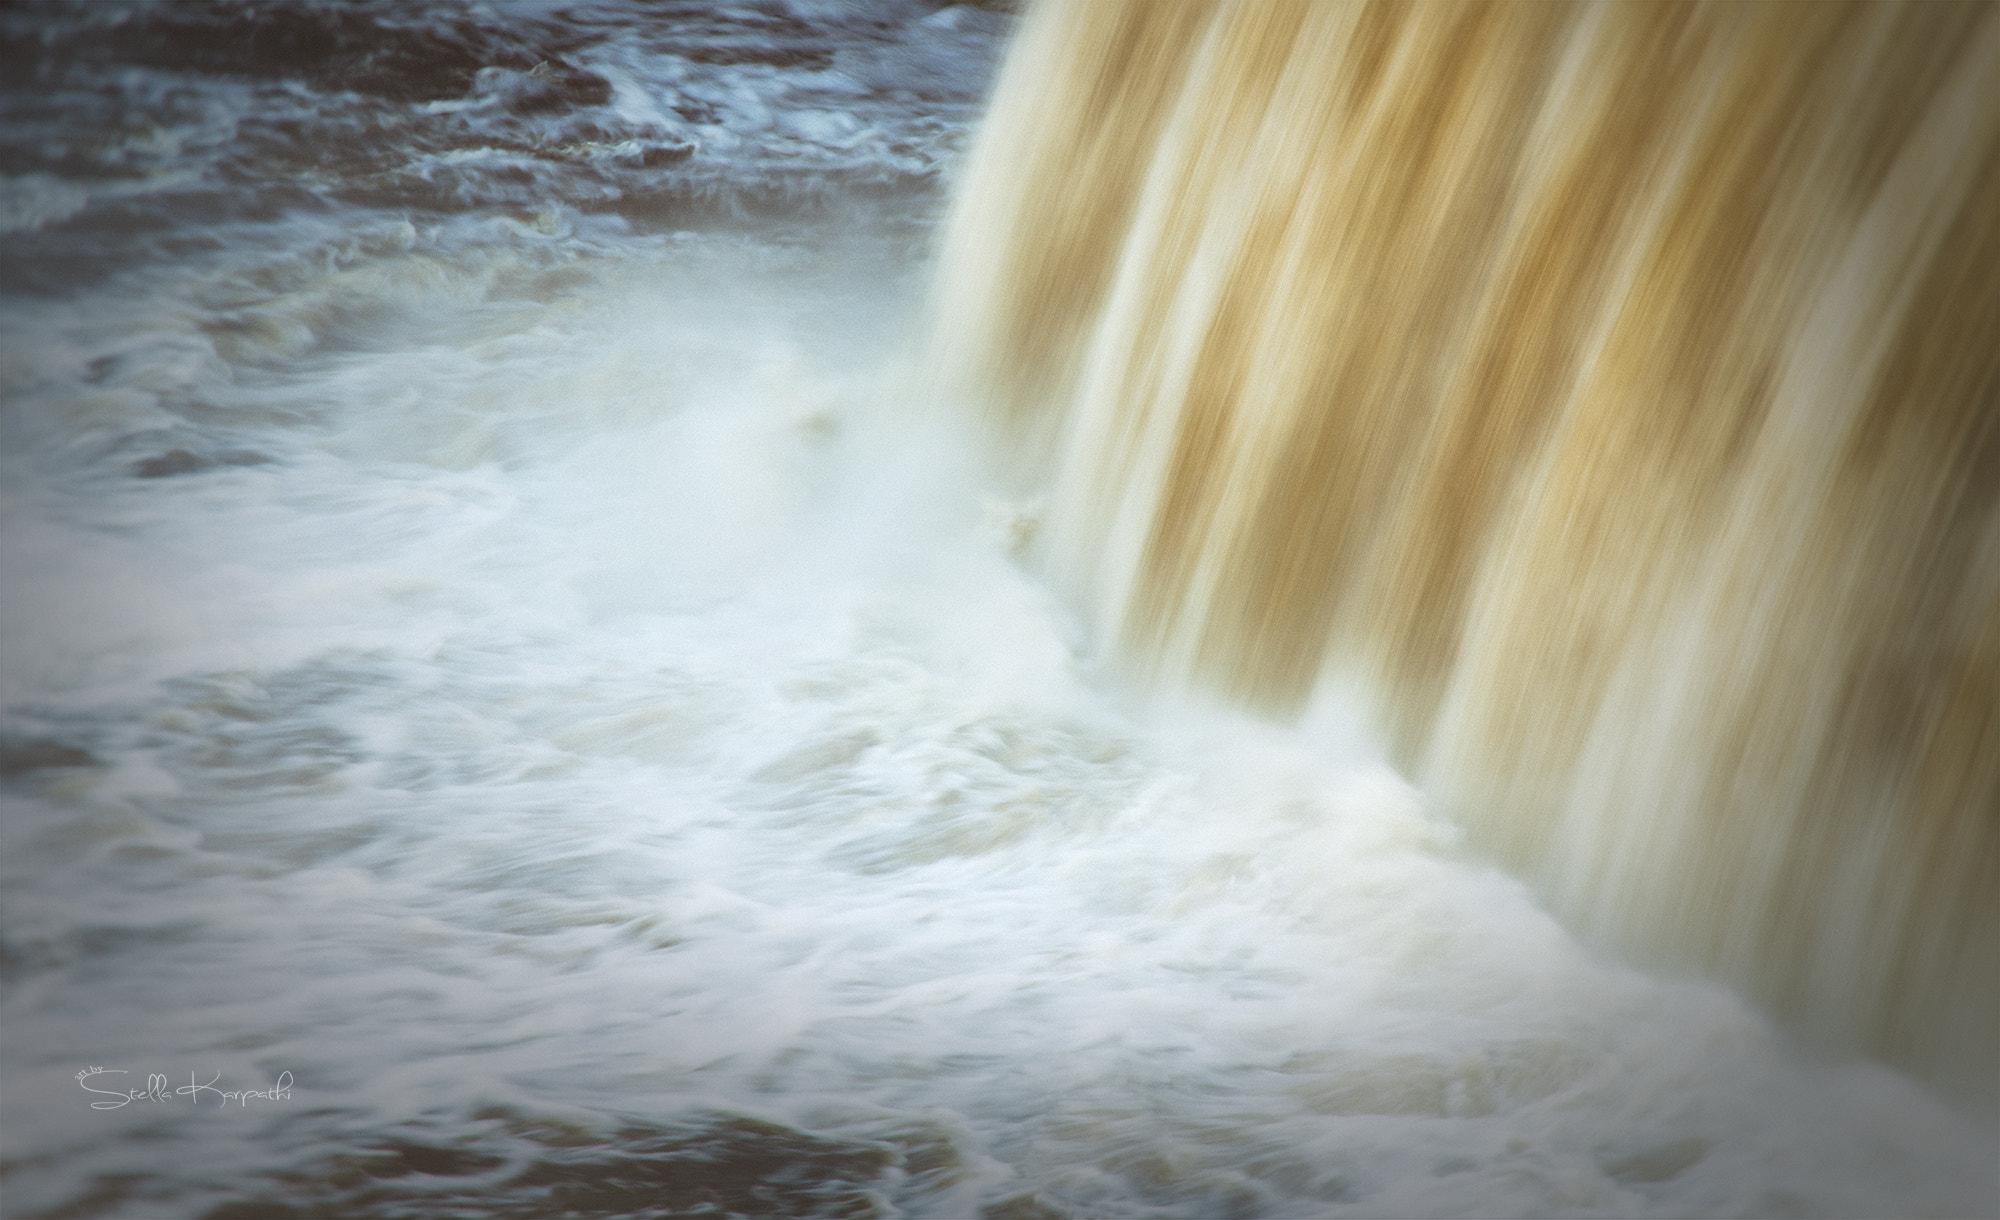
(0, 4, 1993, 1218)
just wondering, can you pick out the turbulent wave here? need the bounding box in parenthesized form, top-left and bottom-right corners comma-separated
(0, 0, 1007, 291)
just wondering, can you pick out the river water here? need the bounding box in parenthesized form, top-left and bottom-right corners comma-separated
(1, 4, 1992, 1218)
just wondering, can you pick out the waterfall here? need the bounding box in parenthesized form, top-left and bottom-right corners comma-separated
(929, 0, 2000, 1105)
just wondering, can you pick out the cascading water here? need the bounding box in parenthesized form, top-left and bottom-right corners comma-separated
(1, 3, 1994, 1218)
(929, 0, 2000, 1110)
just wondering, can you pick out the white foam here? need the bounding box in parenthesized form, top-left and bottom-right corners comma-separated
(1, 213, 1992, 1220)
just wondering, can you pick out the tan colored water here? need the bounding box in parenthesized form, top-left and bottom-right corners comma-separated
(930, 0, 2000, 1104)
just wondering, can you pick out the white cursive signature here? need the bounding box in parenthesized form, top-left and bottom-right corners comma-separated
(75, 1067, 293, 1109)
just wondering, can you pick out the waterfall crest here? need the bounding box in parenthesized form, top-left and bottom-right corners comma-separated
(930, 0, 2000, 1103)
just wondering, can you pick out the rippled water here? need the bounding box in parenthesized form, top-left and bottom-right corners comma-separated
(1, 4, 1993, 1218)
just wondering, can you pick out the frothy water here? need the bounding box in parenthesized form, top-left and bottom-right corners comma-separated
(1, 4, 1994, 1218)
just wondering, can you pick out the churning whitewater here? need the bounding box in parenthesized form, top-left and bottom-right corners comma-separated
(0, 3, 1993, 1218)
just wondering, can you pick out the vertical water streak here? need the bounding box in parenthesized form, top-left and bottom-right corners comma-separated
(928, 0, 2000, 1103)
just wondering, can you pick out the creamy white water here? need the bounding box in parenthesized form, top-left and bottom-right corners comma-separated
(0, 4, 1994, 1218)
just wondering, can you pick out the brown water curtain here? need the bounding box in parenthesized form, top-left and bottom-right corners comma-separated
(928, 0, 2000, 1104)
